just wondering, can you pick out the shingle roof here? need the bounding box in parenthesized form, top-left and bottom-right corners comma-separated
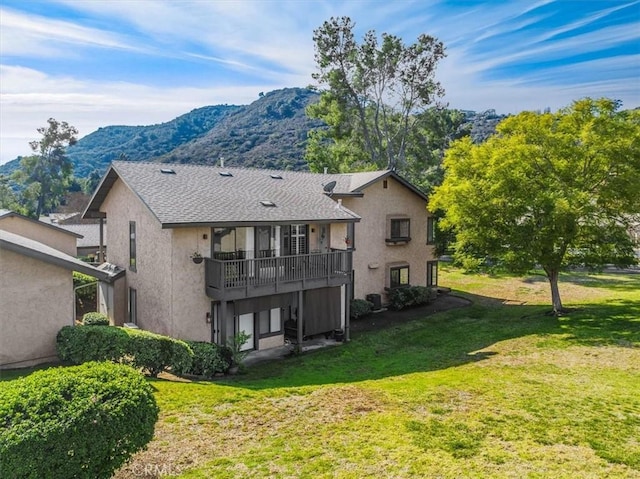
(85, 162, 362, 227)
(0, 229, 114, 282)
(56, 223, 104, 247)
(84, 162, 428, 227)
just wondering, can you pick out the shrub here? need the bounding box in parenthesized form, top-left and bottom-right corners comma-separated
(57, 325, 128, 364)
(56, 326, 193, 377)
(82, 312, 110, 326)
(0, 362, 158, 479)
(125, 328, 193, 377)
(350, 299, 374, 320)
(177, 341, 232, 378)
(387, 285, 436, 311)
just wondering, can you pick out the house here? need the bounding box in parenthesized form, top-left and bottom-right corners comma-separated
(1, 209, 81, 257)
(0, 228, 115, 369)
(83, 162, 437, 353)
(56, 223, 107, 261)
(327, 170, 438, 303)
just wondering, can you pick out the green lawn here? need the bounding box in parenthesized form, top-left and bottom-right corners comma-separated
(7, 267, 640, 478)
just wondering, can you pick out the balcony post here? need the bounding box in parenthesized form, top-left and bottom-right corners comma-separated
(219, 299, 227, 346)
(297, 290, 304, 353)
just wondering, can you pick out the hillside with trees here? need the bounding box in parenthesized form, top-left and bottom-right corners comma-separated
(159, 88, 324, 170)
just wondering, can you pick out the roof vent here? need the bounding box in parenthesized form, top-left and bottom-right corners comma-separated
(219, 171, 233, 177)
(160, 168, 176, 174)
(260, 200, 276, 207)
(270, 174, 283, 179)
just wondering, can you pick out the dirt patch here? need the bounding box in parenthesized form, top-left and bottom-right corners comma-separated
(350, 293, 472, 335)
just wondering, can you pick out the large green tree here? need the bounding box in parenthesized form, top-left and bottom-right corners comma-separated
(307, 16, 446, 173)
(12, 118, 78, 217)
(430, 98, 640, 313)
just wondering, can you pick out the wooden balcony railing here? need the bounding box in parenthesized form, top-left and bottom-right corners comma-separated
(205, 250, 352, 299)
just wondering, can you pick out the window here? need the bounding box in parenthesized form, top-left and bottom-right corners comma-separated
(388, 218, 410, 242)
(390, 265, 410, 288)
(427, 261, 438, 287)
(129, 221, 137, 271)
(259, 308, 281, 337)
(427, 217, 436, 245)
(128, 288, 137, 324)
(290, 224, 307, 254)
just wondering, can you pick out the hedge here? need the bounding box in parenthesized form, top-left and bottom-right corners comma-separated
(0, 362, 158, 479)
(82, 312, 110, 326)
(386, 285, 437, 310)
(56, 326, 193, 377)
(177, 341, 232, 378)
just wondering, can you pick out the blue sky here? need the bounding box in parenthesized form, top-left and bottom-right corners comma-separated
(1, 0, 638, 164)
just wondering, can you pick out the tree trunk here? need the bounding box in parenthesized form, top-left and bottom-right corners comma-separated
(545, 268, 564, 314)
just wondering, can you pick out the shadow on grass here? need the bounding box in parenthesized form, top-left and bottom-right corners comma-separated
(559, 272, 640, 292)
(224, 292, 640, 390)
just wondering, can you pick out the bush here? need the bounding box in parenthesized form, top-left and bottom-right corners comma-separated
(177, 341, 232, 378)
(0, 362, 158, 479)
(350, 299, 374, 320)
(387, 285, 436, 311)
(82, 312, 110, 326)
(56, 326, 193, 377)
(125, 329, 193, 377)
(57, 325, 128, 364)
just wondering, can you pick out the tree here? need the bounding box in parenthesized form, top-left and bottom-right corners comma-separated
(12, 118, 78, 217)
(430, 98, 640, 314)
(307, 16, 446, 172)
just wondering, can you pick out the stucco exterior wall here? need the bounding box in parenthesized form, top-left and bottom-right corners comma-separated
(0, 216, 77, 256)
(101, 179, 173, 335)
(342, 176, 436, 301)
(169, 227, 213, 342)
(0, 250, 73, 369)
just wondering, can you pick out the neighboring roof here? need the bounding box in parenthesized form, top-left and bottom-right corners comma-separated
(339, 170, 429, 201)
(84, 162, 362, 227)
(84, 162, 428, 227)
(56, 223, 105, 248)
(0, 229, 115, 282)
(0, 210, 83, 238)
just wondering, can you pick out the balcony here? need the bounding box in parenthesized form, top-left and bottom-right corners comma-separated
(205, 250, 352, 301)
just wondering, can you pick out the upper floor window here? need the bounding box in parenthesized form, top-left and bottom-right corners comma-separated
(129, 221, 137, 271)
(427, 217, 436, 245)
(387, 218, 410, 243)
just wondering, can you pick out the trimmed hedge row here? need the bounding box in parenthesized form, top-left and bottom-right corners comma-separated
(82, 312, 110, 326)
(56, 325, 193, 377)
(387, 285, 437, 310)
(0, 362, 158, 479)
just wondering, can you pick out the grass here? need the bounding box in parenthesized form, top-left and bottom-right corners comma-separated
(3, 266, 640, 478)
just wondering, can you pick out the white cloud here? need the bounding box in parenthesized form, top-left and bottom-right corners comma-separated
(0, 7, 143, 57)
(0, 65, 288, 164)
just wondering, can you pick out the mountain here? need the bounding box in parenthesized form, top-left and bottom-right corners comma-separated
(160, 88, 322, 170)
(0, 87, 320, 178)
(0, 86, 510, 180)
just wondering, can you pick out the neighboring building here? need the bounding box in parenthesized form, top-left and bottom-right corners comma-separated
(0, 209, 81, 257)
(56, 223, 107, 260)
(83, 162, 437, 352)
(0, 229, 114, 369)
